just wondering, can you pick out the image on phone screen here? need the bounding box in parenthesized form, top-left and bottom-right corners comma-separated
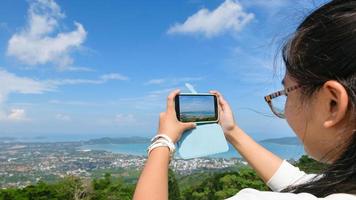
(175, 94, 218, 123)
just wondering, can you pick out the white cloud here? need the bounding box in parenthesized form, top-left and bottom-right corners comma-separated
(49, 100, 99, 106)
(46, 73, 129, 86)
(0, 69, 54, 95)
(0, 69, 53, 120)
(0, 69, 127, 92)
(100, 73, 129, 81)
(96, 113, 149, 128)
(116, 86, 193, 112)
(62, 66, 95, 72)
(240, 0, 289, 9)
(7, 109, 27, 121)
(115, 114, 137, 126)
(46, 79, 105, 85)
(0, 69, 128, 121)
(6, 0, 87, 69)
(218, 46, 282, 101)
(148, 88, 177, 95)
(144, 76, 204, 86)
(145, 79, 166, 85)
(55, 113, 71, 121)
(239, 0, 295, 19)
(167, 0, 254, 38)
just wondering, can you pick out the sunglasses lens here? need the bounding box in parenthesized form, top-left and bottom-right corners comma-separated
(271, 95, 287, 118)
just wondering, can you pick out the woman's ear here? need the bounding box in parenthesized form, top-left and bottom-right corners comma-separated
(322, 80, 349, 128)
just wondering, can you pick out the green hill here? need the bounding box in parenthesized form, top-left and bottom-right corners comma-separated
(0, 155, 325, 200)
(260, 137, 302, 145)
(85, 136, 150, 145)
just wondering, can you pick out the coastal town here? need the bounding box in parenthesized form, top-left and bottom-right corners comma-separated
(0, 139, 244, 189)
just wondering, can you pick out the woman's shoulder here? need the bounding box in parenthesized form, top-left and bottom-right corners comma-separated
(225, 188, 356, 200)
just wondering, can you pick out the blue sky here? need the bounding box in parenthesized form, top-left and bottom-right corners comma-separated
(180, 96, 215, 113)
(0, 0, 328, 139)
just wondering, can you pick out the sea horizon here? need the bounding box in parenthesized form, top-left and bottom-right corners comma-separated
(78, 142, 305, 160)
(0, 134, 305, 160)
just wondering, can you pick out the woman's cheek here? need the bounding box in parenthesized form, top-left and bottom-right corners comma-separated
(285, 100, 307, 145)
(285, 99, 297, 133)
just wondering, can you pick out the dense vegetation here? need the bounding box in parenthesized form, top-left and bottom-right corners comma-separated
(0, 155, 326, 200)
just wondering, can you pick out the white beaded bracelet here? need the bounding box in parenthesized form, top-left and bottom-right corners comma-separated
(147, 138, 176, 155)
(147, 141, 170, 155)
(150, 134, 174, 144)
(147, 134, 176, 161)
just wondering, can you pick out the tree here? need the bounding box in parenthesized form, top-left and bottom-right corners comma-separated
(295, 155, 327, 174)
(0, 155, 324, 200)
(168, 168, 181, 200)
(181, 167, 268, 200)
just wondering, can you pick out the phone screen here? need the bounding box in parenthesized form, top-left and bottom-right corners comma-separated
(175, 94, 218, 123)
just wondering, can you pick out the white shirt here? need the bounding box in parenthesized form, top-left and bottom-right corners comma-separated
(225, 160, 356, 200)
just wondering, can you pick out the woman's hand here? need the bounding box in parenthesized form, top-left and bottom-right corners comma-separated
(157, 89, 197, 143)
(209, 90, 240, 140)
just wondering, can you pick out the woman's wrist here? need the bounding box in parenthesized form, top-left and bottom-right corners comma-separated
(224, 125, 244, 144)
(147, 134, 176, 163)
(148, 146, 171, 160)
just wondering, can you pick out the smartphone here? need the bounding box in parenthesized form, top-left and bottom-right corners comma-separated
(175, 93, 219, 124)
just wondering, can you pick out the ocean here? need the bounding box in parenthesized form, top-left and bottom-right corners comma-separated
(79, 142, 305, 160)
(2, 134, 305, 160)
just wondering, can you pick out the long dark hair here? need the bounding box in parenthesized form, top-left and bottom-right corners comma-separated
(280, 0, 356, 197)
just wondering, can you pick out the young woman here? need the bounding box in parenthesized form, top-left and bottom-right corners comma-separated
(133, 0, 356, 199)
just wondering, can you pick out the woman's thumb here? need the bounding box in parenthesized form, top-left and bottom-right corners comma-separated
(182, 122, 197, 130)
